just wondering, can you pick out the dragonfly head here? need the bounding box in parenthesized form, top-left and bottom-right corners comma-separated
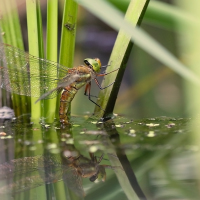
(84, 58, 101, 73)
(89, 165, 106, 182)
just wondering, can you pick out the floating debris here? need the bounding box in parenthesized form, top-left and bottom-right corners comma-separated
(80, 140, 99, 145)
(146, 123, 160, 127)
(0, 132, 6, 136)
(84, 130, 106, 135)
(115, 124, 124, 128)
(1, 135, 13, 139)
(165, 123, 176, 128)
(73, 124, 80, 127)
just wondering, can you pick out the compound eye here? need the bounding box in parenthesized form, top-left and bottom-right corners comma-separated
(84, 60, 91, 66)
(89, 174, 98, 182)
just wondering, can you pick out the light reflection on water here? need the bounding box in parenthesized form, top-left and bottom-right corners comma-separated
(0, 116, 199, 200)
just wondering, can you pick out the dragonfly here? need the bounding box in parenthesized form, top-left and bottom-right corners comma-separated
(0, 43, 118, 124)
(0, 153, 116, 196)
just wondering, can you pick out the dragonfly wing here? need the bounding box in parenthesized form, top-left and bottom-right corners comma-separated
(35, 73, 80, 102)
(35, 87, 62, 103)
(38, 154, 85, 197)
(0, 155, 64, 194)
(0, 155, 43, 180)
(0, 172, 64, 194)
(0, 155, 62, 180)
(0, 43, 69, 98)
(63, 168, 84, 197)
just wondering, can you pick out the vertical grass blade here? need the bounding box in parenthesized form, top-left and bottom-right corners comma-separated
(56, 0, 78, 121)
(0, 0, 30, 120)
(174, 0, 200, 190)
(94, 0, 150, 117)
(26, 0, 44, 122)
(77, 0, 200, 120)
(44, 0, 58, 123)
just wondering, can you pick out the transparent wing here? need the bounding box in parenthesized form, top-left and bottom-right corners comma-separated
(0, 43, 79, 99)
(0, 155, 84, 196)
(0, 155, 41, 179)
(35, 73, 80, 102)
(0, 155, 67, 179)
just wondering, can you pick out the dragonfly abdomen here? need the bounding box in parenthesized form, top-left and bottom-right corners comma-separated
(59, 66, 92, 124)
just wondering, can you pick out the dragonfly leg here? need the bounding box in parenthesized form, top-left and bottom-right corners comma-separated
(84, 84, 98, 98)
(94, 78, 115, 90)
(97, 68, 119, 76)
(89, 153, 96, 162)
(97, 153, 104, 164)
(85, 82, 105, 111)
(101, 63, 110, 68)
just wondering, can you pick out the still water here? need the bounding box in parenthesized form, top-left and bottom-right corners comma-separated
(0, 115, 199, 200)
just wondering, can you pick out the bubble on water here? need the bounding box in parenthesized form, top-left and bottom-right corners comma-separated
(66, 138, 74, 144)
(49, 148, 60, 154)
(63, 150, 72, 157)
(24, 140, 31, 145)
(130, 129, 135, 134)
(147, 131, 155, 137)
(115, 124, 124, 128)
(44, 124, 51, 128)
(63, 150, 78, 157)
(29, 145, 36, 151)
(89, 145, 98, 153)
(47, 143, 57, 149)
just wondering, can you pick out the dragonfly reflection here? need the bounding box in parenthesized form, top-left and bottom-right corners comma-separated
(0, 153, 114, 196)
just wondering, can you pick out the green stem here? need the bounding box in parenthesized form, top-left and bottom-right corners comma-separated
(44, 0, 58, 123)
(0, 0, 30, 120)
(26, 0, 44, 122)
(94, 0, 150, 117)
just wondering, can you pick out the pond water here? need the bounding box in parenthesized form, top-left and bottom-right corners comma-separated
(0, 115, 199, 200)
